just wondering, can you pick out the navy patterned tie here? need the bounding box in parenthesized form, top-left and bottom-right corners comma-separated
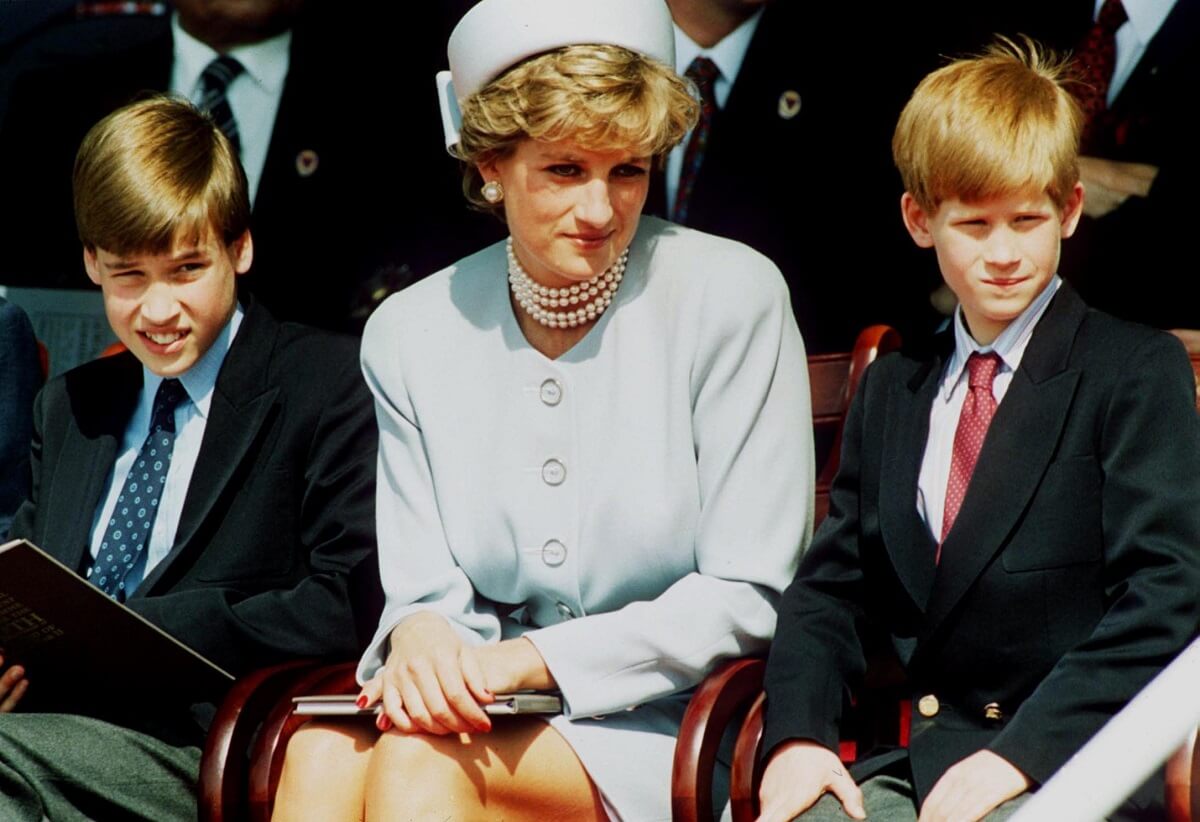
(198, 55, 245, 155)
(673, 56, 720, 225)
(91, 379, 188, 601)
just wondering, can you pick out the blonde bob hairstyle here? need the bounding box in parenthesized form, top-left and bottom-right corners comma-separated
(74, 95, 250, 255)
(456, 43, 699, 211)
(892, 35, 1082, 214)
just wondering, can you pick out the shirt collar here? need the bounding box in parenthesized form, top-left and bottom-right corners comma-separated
(140, 303, 244, 422)
(1094, 0, 1176, 46)
(672, 6, 764, 99)
(941, 276, 1061, 400)
(171, 12, 292, 98)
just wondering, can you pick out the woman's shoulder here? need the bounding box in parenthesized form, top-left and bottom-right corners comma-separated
(363, 240, 506, 350)
(635, 217, 790, 321)
(635, 216, 788, 303)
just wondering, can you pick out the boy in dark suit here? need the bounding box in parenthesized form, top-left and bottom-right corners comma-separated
(0, 96, 379, 820)
(757, 38, 1200, 822)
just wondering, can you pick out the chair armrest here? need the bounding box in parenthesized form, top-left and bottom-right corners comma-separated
(672, 657, 766, 822)
(248, 660, 359, 822)
(1166, 726, 1199, 822)
(729, 692, 766, 822)
(199, 659, 323, 822)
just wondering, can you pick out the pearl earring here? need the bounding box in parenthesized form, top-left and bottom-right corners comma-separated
(482, 180, 504, 204)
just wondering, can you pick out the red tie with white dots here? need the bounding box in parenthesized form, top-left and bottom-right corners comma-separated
(939, 352, 1001, 559)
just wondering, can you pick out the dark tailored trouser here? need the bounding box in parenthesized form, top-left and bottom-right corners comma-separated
(0, 712, 200, 821)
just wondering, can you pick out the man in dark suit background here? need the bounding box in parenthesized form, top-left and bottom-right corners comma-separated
(0, 97, 379, 820)
(653, 0, 940, 353)
(0, 0, 491, 332)
(0, 297, 41, 540)
(905, 0, 1199, 345)
(1051, 0, 1200, 343)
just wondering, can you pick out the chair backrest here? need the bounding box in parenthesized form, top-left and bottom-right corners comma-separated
(37, 340, 49, 380)
(1190, 354, 1200, 411)
(810, 325, 901, 524)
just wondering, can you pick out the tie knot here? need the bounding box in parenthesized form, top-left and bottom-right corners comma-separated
(151, 379, 187, 431)
(966, 352, 1001, 390)
(1096, 0, 1128, 32)
(685, 56, 720, 97)
(200, 55, 245, 95)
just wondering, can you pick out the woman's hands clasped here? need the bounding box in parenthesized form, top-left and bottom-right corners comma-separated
(357, 611, 555, 736)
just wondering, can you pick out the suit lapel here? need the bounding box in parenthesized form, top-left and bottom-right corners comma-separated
(923, 286, 1087, 631)
(137, 302, 281, 595)
(1112, 0, 1196, 110)
(46, 356, 142, 572)
(878, 349, 945, 612)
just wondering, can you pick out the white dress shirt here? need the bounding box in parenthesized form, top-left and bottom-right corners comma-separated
(665, 8, 764, 215)
(88, 306, 243, 592)
(916, 277, 1062, 537)
(169, 14, 291, 205)
(1096, 0, 1176, 104)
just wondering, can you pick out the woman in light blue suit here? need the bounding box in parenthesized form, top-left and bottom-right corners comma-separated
(272, 1, 813, 819)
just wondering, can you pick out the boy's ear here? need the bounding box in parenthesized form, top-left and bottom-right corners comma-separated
(1059, 181, 1085, 239)
(83, 247, 102, 286)
(231, 230, 253, 275)
(900, 193, 936, 248)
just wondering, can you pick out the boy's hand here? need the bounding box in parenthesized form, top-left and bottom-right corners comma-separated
(1079, 156, 1158, 218)
(917, 749, 1030, 822)
(756, 739, 865, 822)
(0, 654, 29, 713)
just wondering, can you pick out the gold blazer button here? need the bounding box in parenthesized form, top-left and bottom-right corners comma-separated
(984, 702, 1004, 721)
(917, 694, 940, 717)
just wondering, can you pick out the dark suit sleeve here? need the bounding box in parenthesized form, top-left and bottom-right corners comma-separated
(127, 359, 379, 675)
(0, 300, 41, 539)
(761, 362, 875, 759)
(988, 332, 1200, 784)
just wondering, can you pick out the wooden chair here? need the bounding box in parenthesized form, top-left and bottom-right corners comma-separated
(808, 326, 902, 523)
(199, 660, 318, 822)
(197, 325, 903, 822)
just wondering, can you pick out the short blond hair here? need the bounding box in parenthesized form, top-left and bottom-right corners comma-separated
(456, 44, 698, 210)
(73, 96, 250, 254)
(893, 36, 1082, 213)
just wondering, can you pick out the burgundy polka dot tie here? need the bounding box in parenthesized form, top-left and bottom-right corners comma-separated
(939, 352, 1002, 557)
(1074, 0, 1128, 153)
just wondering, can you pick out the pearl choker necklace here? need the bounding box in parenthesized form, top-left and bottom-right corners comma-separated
(507, 238, 628, 329)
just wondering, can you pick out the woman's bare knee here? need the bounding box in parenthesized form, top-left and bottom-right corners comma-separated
(364, 721, 605, 821)
(273, 720, 375, 821)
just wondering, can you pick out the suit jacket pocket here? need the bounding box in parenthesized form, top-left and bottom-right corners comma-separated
(1002, 456, 1102, 572)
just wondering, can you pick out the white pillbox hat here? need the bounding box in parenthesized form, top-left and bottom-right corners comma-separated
(436, 0, 676, 153)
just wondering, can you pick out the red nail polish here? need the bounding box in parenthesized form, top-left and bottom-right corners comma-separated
(377, 714, 392, 732)
(355, 694, 368, 709)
